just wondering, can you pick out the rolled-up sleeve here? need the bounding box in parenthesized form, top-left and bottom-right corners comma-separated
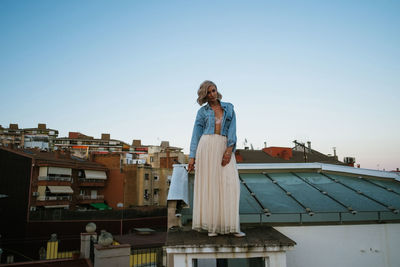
(227, 107, 237, 152)
(189, 109, 204, 158)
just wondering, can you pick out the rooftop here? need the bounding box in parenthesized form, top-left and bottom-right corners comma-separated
(171, 163, 400, 225)
(0, 259, 92, 267)
(236, 147, 344, 165)
(166, 225, 295, 248)
(0, 147, 107, 170)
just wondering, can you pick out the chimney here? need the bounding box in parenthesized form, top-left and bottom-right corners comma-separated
(264, 141, 267, 148)
(132, 139, 142, 147)
(38, 123, 46, 130)
(101, 133, 110, 140)
(307, 141, 311, 153)
(9, 123, 18, 130)
(160, 141, 170, 148)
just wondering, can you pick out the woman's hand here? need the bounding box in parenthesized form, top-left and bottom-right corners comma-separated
(188, 158, 195, 172)
(221, 147, 233, 166)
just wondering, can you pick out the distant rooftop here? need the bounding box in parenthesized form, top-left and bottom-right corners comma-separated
(236, 147, 344, 165)
(0, 147, 107, 170)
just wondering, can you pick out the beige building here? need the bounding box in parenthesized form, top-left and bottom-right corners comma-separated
(146, 141, 186, 168)
(94, 140, 187, 207)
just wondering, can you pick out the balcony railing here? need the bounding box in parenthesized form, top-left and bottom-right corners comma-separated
(78, 195, 104, 200)
(38, 176, 72, 182)
(44, 196, 72, 201)
(79, 178, 105, 183)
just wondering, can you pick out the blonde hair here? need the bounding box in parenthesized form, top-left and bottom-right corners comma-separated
(197, 80, 222, 105)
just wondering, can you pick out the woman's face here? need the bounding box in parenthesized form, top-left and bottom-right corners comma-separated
(207, 85, 218, 102)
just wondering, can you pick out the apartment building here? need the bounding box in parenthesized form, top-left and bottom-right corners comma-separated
(54, 132, 130, 158)
(0, 123, 58, 150)
(90, 140, 186, 208)
(92, 152, 167, 207)
(146, 141, 186, 168)
(0, 147, 109, 220)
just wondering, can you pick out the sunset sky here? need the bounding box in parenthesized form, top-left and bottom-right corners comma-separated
(1, 0, 399, 170)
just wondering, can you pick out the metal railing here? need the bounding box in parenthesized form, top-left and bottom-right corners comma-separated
(130, 247, 163, 267)
(45, 196, 72, 201)
(78, 195, 104, 200)
(79, 178, 105, 183)
(38, 176, 72, 182)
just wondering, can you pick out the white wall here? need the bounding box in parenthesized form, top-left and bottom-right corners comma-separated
(275, 224, 400, 267)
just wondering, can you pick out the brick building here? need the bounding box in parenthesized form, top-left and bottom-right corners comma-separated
(91, 140, 187, 208)
(0, 147, 109, 218)
(235, 140, 348, 165)
(92, 152, 171, 208)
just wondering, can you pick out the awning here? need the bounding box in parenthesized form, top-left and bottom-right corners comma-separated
(47, 186, 73, 194)
(84, 170, 107, 180)
(39, 167, 48, 177)
(90, 203, 112, 210)
(48, 167, 72, 176)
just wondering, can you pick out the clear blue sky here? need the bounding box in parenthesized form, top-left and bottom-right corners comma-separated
(1, 0, 399, 170)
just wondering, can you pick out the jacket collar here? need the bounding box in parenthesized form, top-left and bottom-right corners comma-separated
(205, 100, 228, 110)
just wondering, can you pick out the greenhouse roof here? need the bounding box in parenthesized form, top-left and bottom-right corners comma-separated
(172, 163, 400, 224)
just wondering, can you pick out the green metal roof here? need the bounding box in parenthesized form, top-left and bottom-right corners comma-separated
(180, 164, 400, 224)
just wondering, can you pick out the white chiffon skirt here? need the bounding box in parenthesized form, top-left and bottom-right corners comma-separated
(192, 134, 241, 234)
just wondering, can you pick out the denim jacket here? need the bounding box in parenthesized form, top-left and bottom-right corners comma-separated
(189, 101, 237, 158)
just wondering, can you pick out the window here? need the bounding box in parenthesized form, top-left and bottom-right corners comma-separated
(150, 156, 154, 162)
(145, 173, 149, 180)
(153, 189, 159, 195)
(144, 189, 149, 200)
(193, 258, 265, 267)
(154, 175, 159, 181)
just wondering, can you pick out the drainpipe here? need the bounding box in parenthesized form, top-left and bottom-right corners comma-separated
(27, 158, 35, 222)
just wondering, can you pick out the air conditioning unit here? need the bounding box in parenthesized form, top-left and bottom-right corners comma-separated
(32, 192, 39, 197)
(30, 206, 37, 211)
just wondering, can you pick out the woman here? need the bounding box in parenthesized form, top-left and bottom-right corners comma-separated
(188, 80, 245, 237)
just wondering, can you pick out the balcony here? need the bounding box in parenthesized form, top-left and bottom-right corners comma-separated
(35, 195, 71, 207)
(37, 176, 72, 186)
(45, 196, 72, 201)
(78, 178, 105, 187)
(77, 195, 104, 204)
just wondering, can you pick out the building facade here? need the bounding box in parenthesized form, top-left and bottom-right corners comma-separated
(0, 147, 109, 216)
(0, 123, 58, 150)
(92, 152, 172, 208)
(54, 132, 130, 157)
